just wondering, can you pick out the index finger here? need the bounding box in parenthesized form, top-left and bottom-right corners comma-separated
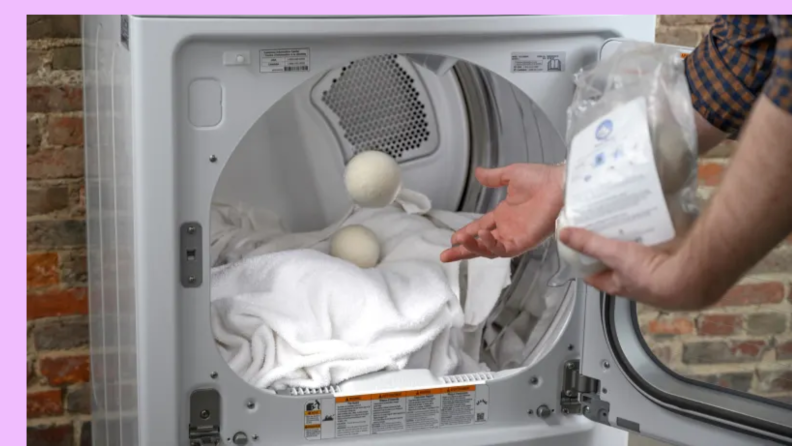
(440, 245, 480, 262)
(451, 212, 496, 245)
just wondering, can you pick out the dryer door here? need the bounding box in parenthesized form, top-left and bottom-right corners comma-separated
(575, 39, 792, 446)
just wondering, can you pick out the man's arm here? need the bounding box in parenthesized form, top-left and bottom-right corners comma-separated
(558, 97, 792, 310)
(557, 16, 792, 310)
(673, 16, 792, 306)
(673, 97, 792, 307)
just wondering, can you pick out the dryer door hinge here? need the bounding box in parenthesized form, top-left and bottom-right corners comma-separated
(560, 360, 610, 425)
(189, 389, 222, 446)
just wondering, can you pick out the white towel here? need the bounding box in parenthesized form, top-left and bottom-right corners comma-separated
(209, 189, 511, 390)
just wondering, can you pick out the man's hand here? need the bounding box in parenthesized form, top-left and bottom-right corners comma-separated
(440, 163, 564, 262)
(558, 227, 709, 310)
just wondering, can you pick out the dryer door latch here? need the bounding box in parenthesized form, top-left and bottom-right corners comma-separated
(180, 222, 203, 288)
(189, 389, 222, 446)
(560, 360, 610, 425)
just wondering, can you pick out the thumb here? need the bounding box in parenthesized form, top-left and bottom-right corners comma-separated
(558, 227, 631, 270)
(475, 166, 512, 188)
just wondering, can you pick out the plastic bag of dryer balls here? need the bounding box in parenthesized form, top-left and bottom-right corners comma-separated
(553, 42, 700, 282)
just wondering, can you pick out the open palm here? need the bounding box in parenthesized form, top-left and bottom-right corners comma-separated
(440, 163, 565, 262)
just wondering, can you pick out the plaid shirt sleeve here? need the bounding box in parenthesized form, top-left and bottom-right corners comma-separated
(685, 15, 792, 137)
(763, 16, 792, 115)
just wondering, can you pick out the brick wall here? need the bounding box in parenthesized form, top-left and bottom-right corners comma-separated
(24, 15, 791, 445)
(27, 15, 90, 446)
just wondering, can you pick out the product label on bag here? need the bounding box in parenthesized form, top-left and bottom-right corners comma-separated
(303, 384, 489, 440)
(565, 97, 674, 246)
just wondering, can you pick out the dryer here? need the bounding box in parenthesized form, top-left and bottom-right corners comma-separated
(81, 15, 792, 446)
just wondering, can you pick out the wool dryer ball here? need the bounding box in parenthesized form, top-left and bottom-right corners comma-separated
(665, 193, 695, 235)
(653, 125, 693, 194)
(330, 225, 381, 268)
(344, 151, 402, 208)
(555, 211, 608, 278)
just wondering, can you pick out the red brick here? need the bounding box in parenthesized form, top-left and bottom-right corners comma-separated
(28, 184, 70, 216)
(39, 355, 90, 386)
(777, 340, 792, 360)
(27, 423, 73, 446)
(698, 162, 725, 187)
(688, 372, 753, 392)
(28, 118, 42, 154)
(47, 117, 84, 146)
(52, 46, 82, 71)
(27, 252, 60, 289)
(66, 384, 91, 414)
(746, 313, 787, 335)
(683, 340, 769, 364)
(27, 147, 84, 180)
(716, 282, 785, 307)
(60, 250, 87, 285)
(645, 316, 695, 335)
(27, 287, 88, 320)
(730, 340, 767, 359)
(28, 50, 45, 75)
(80, 421, 91, 446)
(27, 86, 83, 113)
(33, 317, 90, 351)
(27, 219, 86, 250)
(697, 314, 742, 336)
(27, 389, 63, 418)
(70, 182, 86, 217)
(27, 15, 81, 39)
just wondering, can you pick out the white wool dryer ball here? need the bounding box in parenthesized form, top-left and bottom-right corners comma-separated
(654, 125, 692, 194)
(330, 225, 381, 268)
(344, 150, 402, 208)
(555, 211, 608, 278)
(665, 194, 695, 235)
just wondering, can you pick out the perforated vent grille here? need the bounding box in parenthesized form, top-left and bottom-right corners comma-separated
(311, 54, 440, 163)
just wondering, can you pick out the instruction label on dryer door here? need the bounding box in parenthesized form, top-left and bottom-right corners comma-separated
(303, 384, 489, 440)
(511, 51, 567, 73)
(260, 48, 310, 73)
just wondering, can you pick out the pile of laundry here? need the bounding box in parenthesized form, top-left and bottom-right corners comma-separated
(209, 188, 513, 390)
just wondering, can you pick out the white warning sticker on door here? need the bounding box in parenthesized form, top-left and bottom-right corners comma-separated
(303, 384, 489, 440)
(511, 51, 566, 73)
(260, 48, 310, 73)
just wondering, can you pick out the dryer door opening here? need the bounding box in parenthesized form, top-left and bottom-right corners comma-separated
(206, 52, 573, 396)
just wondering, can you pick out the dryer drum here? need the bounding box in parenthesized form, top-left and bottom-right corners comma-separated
(208, 53, 572, 393)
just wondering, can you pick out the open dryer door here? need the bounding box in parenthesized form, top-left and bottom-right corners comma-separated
(570, 39, 792, 446)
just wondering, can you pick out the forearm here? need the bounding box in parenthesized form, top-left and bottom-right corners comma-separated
(673, 96, 792, 307)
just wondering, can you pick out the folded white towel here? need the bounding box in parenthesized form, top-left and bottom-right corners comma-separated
(209, 189, 511, 390)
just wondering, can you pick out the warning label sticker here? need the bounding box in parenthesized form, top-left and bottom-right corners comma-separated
(260, 48, 310, 73)
(303, 384, 489, 440)
(511, 51, 566, 73)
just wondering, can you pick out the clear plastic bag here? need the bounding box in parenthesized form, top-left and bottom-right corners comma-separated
(550, 42, 699, 285)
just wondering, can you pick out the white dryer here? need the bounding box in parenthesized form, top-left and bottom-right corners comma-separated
(81, 15, 792, 446)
